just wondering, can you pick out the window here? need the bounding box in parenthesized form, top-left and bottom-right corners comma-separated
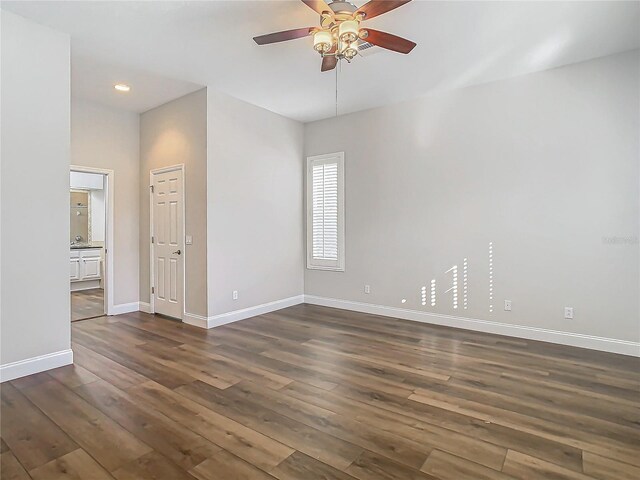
(307, 152, 345, 271)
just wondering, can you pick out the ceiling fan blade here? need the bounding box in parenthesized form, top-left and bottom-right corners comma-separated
(357, 0, 412, 20)
(321, 53, 338, 72)
(253, 27, 315, 45)
(362, 29, 416, 54)
(301, 0, 332, 15)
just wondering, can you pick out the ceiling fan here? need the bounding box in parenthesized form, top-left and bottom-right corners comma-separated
(253, 0, 416, 72)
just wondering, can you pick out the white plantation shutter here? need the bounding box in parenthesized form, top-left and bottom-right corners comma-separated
(312, 163, 338, 260)
(307, 153, 345, 271)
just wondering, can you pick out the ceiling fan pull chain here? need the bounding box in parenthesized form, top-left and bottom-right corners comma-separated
(335, 58, 339, 117)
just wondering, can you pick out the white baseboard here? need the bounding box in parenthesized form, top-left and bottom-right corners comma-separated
(183, 312, 210, 329)
(111, 302, 140, 315)
(70, 280, 101, 292)
(179, 295, 306, 329)
(137, 303, 209, 327)
(138, 302, 152, 314)
(0, 349, 74, 383)
(303, 295, 640, 357)
(206, 295, 305, 328)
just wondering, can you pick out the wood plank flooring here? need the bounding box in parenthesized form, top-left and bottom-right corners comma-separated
(2, 304, 639, 479)
(71, 288, 104, 322)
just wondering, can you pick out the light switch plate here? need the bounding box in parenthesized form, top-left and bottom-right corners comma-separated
(185, 235, 193, 245)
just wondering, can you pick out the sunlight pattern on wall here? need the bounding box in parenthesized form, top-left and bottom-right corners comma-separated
(430, 279, 436, 307)
(419, 243, 495, 313)
(445, 265, 458, 309)
(489, 242, 494, 313)
(463, 258, 468, 309)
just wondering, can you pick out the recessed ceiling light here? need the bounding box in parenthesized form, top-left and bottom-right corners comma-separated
(114, 84, 130, 92)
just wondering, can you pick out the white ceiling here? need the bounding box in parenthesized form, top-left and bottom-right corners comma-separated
(71, 55, 203, 113)
(3, 1, 639, 122)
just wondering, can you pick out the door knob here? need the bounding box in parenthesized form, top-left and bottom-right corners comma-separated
(173, 249, 182, 255)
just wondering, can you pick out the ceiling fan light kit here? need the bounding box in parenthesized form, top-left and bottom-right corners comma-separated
(338, 20, 359, 44)
(341, 40, 359, 61)
(253, 0, 416, 72)
(313, 30, 333, 52)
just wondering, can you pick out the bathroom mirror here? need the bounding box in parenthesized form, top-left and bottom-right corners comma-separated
(70, 189, 91, 244)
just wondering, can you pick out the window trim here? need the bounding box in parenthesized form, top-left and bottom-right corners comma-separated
(306, 152, 345, 272)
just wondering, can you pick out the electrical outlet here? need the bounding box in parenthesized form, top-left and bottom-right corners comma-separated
(364, 285, 371, 294)
(504, 300, 512, 311)
(564, 307, 574, 319)
(232, 290, 238, 300)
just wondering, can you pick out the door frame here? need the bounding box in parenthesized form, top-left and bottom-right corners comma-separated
(149, 164, 186, 320)
(70, 165, 115, 316)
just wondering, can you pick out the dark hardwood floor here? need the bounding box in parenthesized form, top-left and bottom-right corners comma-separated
(71, 288, 104, 322)
(2, 304, 639, 479)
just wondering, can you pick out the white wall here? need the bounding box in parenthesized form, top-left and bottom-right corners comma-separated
(1, 11, 72, 373)
(140, 88, 208, 318)
(304, 51, 639, 346)
(207, 90, 305, 316)
(71, 99, 140, 306)
(70, 171, 104, 190)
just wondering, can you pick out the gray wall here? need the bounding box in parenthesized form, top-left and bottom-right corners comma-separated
(207, 90, 305, 315)
(304, 51, 639, 343)
(140, 88, 208, 317)
(71, 99, 140, 306)
(1, 11, 71, 365)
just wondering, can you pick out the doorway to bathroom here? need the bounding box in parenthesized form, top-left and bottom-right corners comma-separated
(70, 166, 114, 321)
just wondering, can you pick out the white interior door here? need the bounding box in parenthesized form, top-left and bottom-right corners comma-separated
(152, 168, 184, 319)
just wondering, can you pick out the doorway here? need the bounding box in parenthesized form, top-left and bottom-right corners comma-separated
(70, 166, 114, 320)
(149, 165, 185, 320)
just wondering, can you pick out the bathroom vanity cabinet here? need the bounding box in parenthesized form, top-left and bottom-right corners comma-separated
(70, 247, 102, 290)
